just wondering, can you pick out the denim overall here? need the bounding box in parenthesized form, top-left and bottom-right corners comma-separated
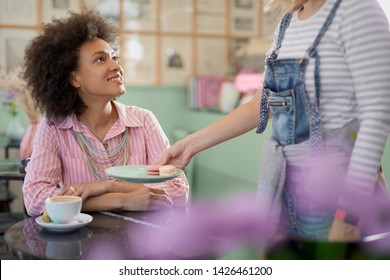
(257, 0, 343, 241)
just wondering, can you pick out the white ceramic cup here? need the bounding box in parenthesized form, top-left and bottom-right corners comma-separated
(45, 196, 82, 224)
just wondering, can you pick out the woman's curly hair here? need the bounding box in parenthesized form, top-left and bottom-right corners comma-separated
(23, 9, 118, 123)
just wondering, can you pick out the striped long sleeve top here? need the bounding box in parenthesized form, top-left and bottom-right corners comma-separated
(23, 101, 189, 216)
(275, 0, 390, 214)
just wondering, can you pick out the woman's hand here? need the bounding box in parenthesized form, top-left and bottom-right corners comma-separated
(121, 187, 174, 211)
(147, 138, 194, 172)
(59, 181, 112, 201)
(328, 219, 360, 242)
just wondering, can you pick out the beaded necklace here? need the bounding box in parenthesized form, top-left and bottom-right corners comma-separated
(73, 129, 129, 180)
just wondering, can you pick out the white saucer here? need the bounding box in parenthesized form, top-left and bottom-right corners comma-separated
(35, 213, 93, 233)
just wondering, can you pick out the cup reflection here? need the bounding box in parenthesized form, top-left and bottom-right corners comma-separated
(36, 227, 93, 259)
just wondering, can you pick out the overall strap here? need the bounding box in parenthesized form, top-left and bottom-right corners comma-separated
(267, 13, 293, 60)
(304, 0, 342, 154)
(306, 0, 343, 106)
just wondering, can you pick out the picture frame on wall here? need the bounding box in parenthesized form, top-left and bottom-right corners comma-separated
(123, 34, 157, 85)
(0, 0, 37, 26)
(196, 0, 226, 35)
(196, 37, 227, 76)
(160, 0, 192, 33)
(234, 0, 254, 9)
(123, 0, 157, 31)
(161, 36, 192, 85)
(0, 29, 37, 71)
(84, 0, 120, 27)
(230, 0, 259, 36)
(42, 0, 81, 23)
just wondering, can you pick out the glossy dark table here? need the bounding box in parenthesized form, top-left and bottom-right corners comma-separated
(4, 208, 219, 260)
(6, 206, 390, 260)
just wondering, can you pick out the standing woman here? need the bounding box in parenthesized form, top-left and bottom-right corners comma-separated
(22, 9, 189, 217)
(149, 0, 390, 242)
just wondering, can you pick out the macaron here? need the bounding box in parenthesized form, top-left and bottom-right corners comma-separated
(159, 165, 177, 176)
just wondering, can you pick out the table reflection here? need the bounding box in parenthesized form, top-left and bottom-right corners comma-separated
(5, 209, 216, 260)
(5, 194, 390, 260)
(36, 227, 93, 259)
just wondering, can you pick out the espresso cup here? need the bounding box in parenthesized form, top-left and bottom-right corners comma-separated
(45, 196, 82, 224)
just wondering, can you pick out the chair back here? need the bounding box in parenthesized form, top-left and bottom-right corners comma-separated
(19, 158, 30, 174)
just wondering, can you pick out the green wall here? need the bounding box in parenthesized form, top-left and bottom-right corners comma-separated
(2, 85, 390, 199)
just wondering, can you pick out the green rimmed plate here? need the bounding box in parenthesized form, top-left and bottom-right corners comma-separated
(105, 165, 183, 183)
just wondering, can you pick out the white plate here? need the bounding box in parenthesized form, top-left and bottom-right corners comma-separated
(35, 213, 93, 233)
(105, 165, 183, 183)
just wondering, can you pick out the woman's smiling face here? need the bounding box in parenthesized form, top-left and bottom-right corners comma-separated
(70, 38, 125, 102)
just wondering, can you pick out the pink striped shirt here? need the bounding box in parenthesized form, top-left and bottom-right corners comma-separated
(23, 101, 189, 216)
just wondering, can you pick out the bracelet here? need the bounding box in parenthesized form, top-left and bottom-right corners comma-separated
(334, 209, 362, 227)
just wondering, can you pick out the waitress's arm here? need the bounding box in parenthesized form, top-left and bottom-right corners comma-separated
(149, 89, 262, 170)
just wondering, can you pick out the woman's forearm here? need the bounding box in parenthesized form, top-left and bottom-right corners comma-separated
(82, 192, 125, 212)
(108, 180, 144, 193)
(186, 91, 261, 156)
(82, 187, 174, 212)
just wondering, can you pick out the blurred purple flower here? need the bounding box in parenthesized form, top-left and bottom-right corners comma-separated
(133, 192, 285, 259)
(82, 238, 128, 260)
(360, 185, 390, 256)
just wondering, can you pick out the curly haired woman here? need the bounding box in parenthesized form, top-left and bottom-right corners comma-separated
(22, 9, 189, 216)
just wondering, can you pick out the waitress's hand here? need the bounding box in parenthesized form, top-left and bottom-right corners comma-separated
(328, 219, 360, 242)
(148, 138, 194, 172)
